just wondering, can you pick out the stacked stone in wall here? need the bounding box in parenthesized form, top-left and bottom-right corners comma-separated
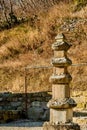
(0, 92, 51, 123)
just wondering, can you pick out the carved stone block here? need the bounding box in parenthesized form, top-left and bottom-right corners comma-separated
(49, 108, 73, 123)
(52, 84, 70, 99)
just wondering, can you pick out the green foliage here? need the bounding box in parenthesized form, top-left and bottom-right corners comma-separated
(37, 47, 43, 54)
(74, 0, 87, 5)
(0, 36, 9, 46)
(9, 12, 18, 25)
(74, 0, 87, 11)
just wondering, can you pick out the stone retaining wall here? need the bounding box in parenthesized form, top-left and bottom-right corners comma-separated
(0, 92, 51, 123)
(0, 91, 87, 123)
(0, 92, 51, 109)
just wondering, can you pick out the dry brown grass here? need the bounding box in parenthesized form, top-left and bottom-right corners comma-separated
(0, 2, 87, 92)
(0, 2, 86, 68)
(73, 6, 87, 18)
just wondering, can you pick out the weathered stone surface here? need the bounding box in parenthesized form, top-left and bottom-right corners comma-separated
(0, 106, 2, 110)
(0, 98, 3, 102)
(55, 34, 65, 41)
(11, 101, 21, 107)
(43, 122, 80, 130)
(52, 84, 70, 99)
(17, 106, 23, 111)
(52, 57, 72, 67)
(27, 101, 49, 121)
(28, 106, 44, 121)
(54, 51, 65, 58)
(47, 98, 77, 109)
(53, 68, 65, 75)
(50, 73, 72, 84)
(50, 108, 73, 123)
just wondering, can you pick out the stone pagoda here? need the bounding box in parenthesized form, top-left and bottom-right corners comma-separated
(43, 34, 80, 130)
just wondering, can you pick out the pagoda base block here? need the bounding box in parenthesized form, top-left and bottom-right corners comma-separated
(43, 122, 80, 130)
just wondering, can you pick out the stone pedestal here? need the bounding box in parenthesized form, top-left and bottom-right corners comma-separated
(43, 34, 80, 130)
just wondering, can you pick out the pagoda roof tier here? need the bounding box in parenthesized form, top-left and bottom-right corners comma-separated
(47, 98, 77, 109)
(52, 41, 72, 51)
(52, 57, 72, 67)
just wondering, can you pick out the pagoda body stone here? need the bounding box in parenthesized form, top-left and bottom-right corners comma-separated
(43, 34, 80, 130)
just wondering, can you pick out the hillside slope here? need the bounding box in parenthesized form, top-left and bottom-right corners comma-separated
(0, 2, 87, 92)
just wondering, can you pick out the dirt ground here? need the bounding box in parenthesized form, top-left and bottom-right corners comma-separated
(0, 120, 87, 130)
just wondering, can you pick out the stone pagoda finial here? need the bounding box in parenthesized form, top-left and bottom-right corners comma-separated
(43, 34, 80, 130)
